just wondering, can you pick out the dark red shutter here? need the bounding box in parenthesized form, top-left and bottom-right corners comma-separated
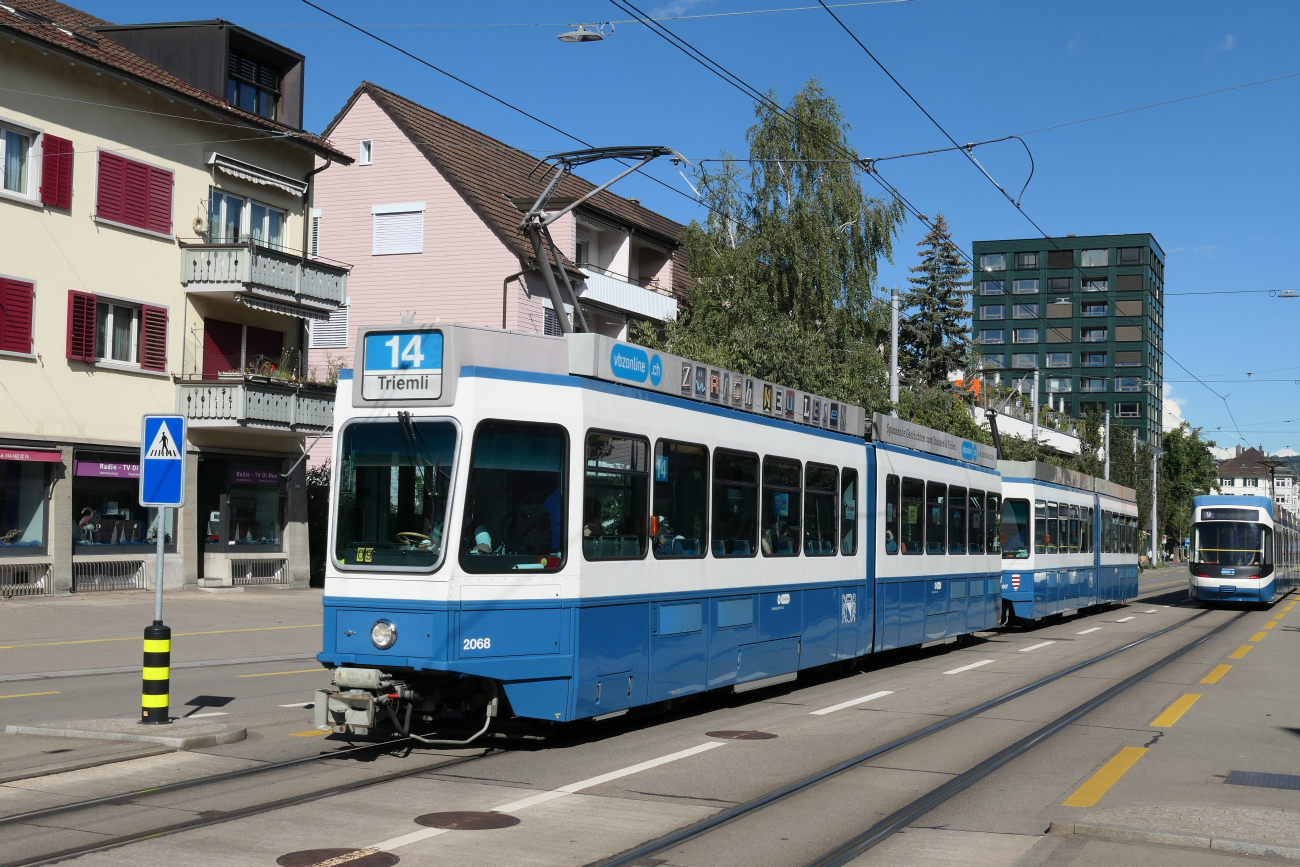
(0, 279, 35, 354)
(66, 290, 97, 361)
(245, 326, 284, 371)
(140, 305, 168, 372)
(95, 152, 172, 234)
(146, 166, 173, 236)
(95, 151, 125, 224)
(202, 318, 243, 378)
(40, 135, 73, 209)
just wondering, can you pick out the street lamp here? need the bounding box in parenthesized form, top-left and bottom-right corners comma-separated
(558, 23, 611, 42)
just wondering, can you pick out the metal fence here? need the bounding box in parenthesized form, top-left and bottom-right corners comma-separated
(0, 562, 52, 597)
(72, 559, 146, 592)
(231, 558, 288, 586)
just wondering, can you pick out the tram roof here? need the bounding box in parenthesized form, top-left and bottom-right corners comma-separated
(998, 459, 1136, 502)
(1193, 494, 1273, 518)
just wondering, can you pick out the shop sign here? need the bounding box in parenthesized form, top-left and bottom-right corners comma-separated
(75, 460, 140, 478)
(0, 448, 61, 463)
(232, 468, 280, 485)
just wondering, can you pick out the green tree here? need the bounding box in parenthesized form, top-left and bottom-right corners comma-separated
(900, 213, 971, 387)
(635, 78, 902, 412)
(1159, 423, 1220, 547)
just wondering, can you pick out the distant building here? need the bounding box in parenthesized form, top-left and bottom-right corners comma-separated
(1216, 446, 1296, 519)
(971, 234, 1165, 447)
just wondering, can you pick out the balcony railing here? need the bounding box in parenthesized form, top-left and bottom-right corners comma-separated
(179, 241, 348, 315)
(176, 376, 334, 435)
(577, 269, 678, 322)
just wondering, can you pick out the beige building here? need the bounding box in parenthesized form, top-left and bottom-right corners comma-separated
(0, 2, 351, 595)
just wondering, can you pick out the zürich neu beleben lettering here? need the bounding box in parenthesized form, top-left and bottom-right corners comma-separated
(380, 375, 430, 390)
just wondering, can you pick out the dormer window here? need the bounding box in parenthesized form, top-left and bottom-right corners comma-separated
(227, 51, 280, 120)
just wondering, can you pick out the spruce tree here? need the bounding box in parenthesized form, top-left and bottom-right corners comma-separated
(900, 214, 971, 388)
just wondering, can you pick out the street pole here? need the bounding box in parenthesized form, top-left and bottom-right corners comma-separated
(889, 287, 899, 418)
(1032, 369, 1040, 442)
(1103, 410, 1111, 481)
(1151, 448, 1161, 564)
(154, 508, 165, 622)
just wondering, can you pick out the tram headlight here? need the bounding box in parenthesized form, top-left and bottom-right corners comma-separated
(370, 619, 398, 650)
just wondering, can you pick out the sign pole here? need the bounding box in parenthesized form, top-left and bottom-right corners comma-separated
(139, 414, 185, 726)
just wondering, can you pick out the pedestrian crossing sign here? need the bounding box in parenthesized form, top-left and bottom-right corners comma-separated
(139, 414, 186, 507)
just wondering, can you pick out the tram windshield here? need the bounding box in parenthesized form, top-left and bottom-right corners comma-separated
(334, 419, 457, 569)
(1001, 498, 1031, 559)
(1193, 521, 1266, 567)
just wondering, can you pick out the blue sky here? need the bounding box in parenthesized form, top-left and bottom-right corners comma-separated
(86, 1, 1300, 452)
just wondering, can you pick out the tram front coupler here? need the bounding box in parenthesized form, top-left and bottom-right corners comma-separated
(314, 667, 414, 735)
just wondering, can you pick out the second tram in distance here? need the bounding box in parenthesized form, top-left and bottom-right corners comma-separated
(1189, 494, 1299, 604)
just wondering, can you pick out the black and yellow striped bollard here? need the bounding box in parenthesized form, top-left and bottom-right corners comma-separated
(141, 621, 171, 724)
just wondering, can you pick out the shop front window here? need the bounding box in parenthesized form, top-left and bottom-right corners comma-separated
(0, 457, 48, 552)
(228, 466, 282, 547)
(335, 419, 457, 570)
(72, 453, 174, 551)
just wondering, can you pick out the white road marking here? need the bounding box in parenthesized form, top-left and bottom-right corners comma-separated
(372, 741, 726, 852)
(1077, 627, 1102, 635)
(1144, 609, 1158, 614)
(1116, 616, 1135, 622)
(187, 712, 228, 718)
(1019, 641, 1056, 653)
(279, 702, 313, 708)
(944, 659, 995, 675)
(810, 690, 894, 715)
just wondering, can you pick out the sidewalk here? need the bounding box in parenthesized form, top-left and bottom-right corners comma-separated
(1049, 594, 1300, 861)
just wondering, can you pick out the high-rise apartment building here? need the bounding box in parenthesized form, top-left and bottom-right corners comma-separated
(971, 233, 1165, 446)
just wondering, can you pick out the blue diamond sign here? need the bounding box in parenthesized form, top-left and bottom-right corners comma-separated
(139, 414, 186, 507)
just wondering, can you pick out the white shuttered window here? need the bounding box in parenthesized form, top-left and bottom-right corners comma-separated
(372, 201, 425, 255)
(310, 304, 349, 348)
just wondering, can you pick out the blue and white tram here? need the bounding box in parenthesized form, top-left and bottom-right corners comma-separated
(1189, 495, 1299, 604)
(315, 325, 1005, 734)
(997, 462, 1139, 621)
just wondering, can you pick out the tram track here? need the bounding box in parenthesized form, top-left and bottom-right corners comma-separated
(0, 743, 500, 867)
(590, 605, 1242, 867)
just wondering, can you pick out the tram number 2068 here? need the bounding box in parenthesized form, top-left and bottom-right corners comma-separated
(463, 637, 492, 650)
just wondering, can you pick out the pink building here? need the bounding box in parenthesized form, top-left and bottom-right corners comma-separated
(306, 83, 688, 396)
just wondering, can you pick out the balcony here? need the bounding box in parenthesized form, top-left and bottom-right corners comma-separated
(176, 376, 334, 435)
(179, 242, 348, 320)
(577, 267, 678, 322)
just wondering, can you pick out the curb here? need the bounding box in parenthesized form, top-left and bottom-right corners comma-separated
(5, 719, 248, 749)
(1051, 820, 1300, 859)
(0, 746, 175, 783)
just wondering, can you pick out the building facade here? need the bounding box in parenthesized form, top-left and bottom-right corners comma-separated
(971, 233, 1165, 446)
(1217, 447, 1296, 519)
(304, 82, 685, 391)
(0, 2, 350, 595)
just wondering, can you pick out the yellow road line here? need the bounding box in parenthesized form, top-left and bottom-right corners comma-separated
(0, 624, 321, 650)
(1201, 664, 1232, 684)
(236, 669, 325, 678)
(1251, 631, 1268, 642)
(1229, 645, 1254, 659)
(1151, 693, 1202, 727)
(291, 729, 329, 737)
(0, 690, 60, 699)
(1263, 622, 1276, 630)
(1063, 747, 1149, 807)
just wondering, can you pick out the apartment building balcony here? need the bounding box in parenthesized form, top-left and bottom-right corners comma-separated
(577, 266, 678, 322)
(175, 375, 334, 435)
(179, 241, 349, 321)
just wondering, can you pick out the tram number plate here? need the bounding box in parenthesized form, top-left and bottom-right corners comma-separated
(362, 331, 444, 400)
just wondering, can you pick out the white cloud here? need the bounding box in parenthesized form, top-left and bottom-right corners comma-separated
(1219, 34, 1237, 52)
(1276, 447, 1300, 457)
(1162, 383, 1186, 433)
(1210, 445, 1236, 460)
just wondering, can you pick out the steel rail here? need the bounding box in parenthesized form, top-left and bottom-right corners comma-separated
(589, 606, 1223, 867)
(1, 750, 497, 867)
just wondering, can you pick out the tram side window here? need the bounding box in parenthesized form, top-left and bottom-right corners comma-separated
(884, 474, 900, 554)
(968, 489, 985, 555)
(1103, 511, 1113, 553)
(460, 421, 566, 574)
(1068, 505, 1080, 554)
(1035, 500, 1047, 554)
(1080, 507, 1091, 554)
(1046, 503, 1059, 554)
(926, 482, 946, 555)
(804, 464, 838, 556)
(841, 469, 859, 555)
(987, 493, 1001, 556)
(582, 432, 649, 561)
(948, 486, 967, 554)
(652, 440, 708, 559)
(901, 477, 923, 555)
(712, 449, 758, 558)
(334, 419, 457, 570)
(1001, 497, 1029, 559)
(762, 456, 802, 556)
